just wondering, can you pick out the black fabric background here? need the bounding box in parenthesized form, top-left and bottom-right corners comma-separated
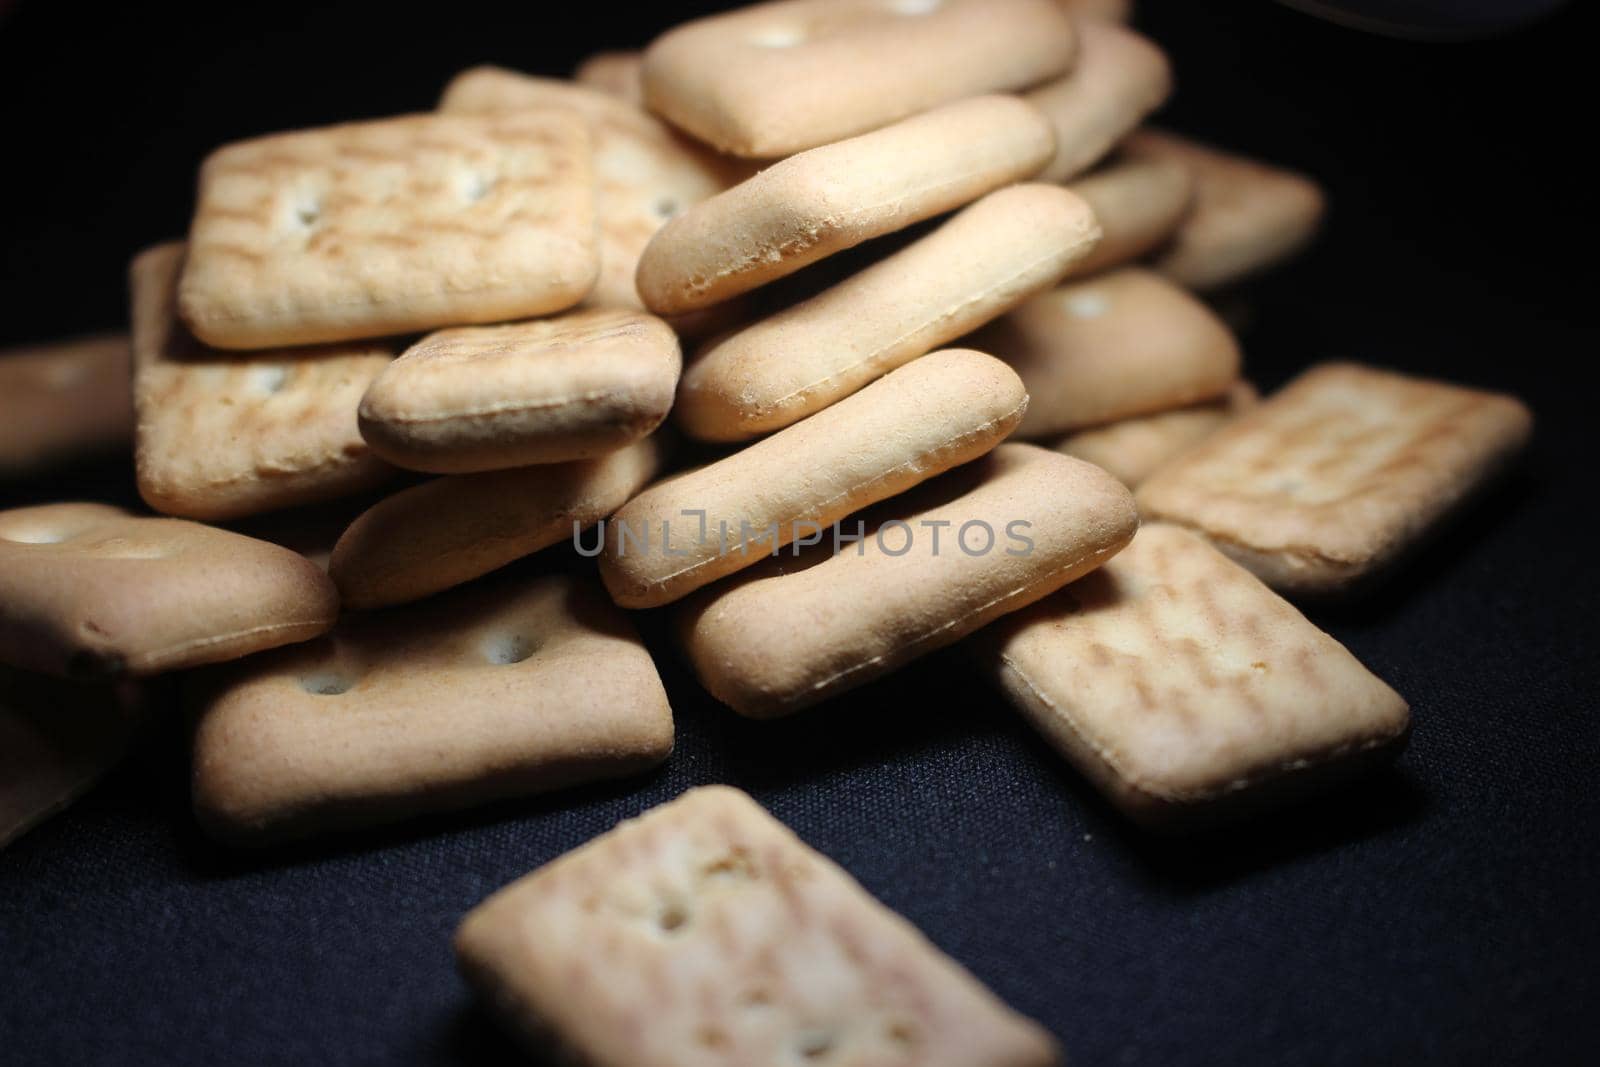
(1, 2, 1595, 1064)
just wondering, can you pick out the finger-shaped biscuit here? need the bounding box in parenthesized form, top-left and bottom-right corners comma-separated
(131, 243, 396, 520)
(330, 435, 664, 610)
(602, 351, 1027, 609)
(0, 334, 133, 476)
(641, 0, 1075, 159)
(358, 310, 680, 473)
(978, 524, 1410, 826)
(1137, 363, 1533, 595)
(972, 267, 1240, 438)
(635, 96, 1057, 315)
(455, 785, 1061, 1067)
(1124, 129, 1327, 291)
(1027, 22, 1171, 183)
(438, 69, 742, 311)
(0, 503, 338, 679)
(678, 444, 1136, 717)
(1051, 381, 1258, 486)
(677, 185, 1098, 442)
(1, 668, 142, 850)
(1064, 153, 1194, 279)
(573, 50, 645, 105)
(192, 570, 672, 845)
(178, 111, 599, 349)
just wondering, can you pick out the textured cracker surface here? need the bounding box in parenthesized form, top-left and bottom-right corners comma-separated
(1053, 380, 1258, 486)
(456, 786, 1059, 1066)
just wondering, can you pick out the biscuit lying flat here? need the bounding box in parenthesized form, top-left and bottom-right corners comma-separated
(677, 185, 1099, 442)
(603, 351, 1027, 609)
(972, 268, 1240, 438)
(192, 570, 672, 845)
(635, 95, 1056, 315)
(1052, 381, 1258, 487)
(1124, 129, 1327, 291)
(456, 785, 1061, 1066)
(0, 334, 133, 476)
(178, 111, 599, 349)
(1137, 363, 1533, 595)
(0, 504, 338, 679)
(438, 69, 737, 310)
(2, 668, 142, 850)
(680, 444, 1136, 717)
(1027, 22, 1171, 183)
(980, 524, 1409, 826)
(642, 0, 1075, 159)
(330, 436, 663, 610)
(358, 310, 680, 473)
(574, 50, 645, 104)
(132, 243, 396, 520)
(1064, 154, 1194, 280)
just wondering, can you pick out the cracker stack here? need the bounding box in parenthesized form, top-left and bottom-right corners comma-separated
(1, 1, 1535, 1061)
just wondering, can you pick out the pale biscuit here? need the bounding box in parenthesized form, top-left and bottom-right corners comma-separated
(456, 785, 1061, 1066)
(1, 668, 142, 850)
(574, 50, 645, 104)
(641, 0, 1075, 159)
(358, 309, 680, 473)
(1057, 0, 1133, 19)
(1137, 363, 1533, 595)
(1063, 153, 1194, 279)
(192, 570, 672, 845)
(1052, 381, 1258, 487)
(131, 243, 396, 520)
(0, 503, 338, 679)
(678, 444, 1136, 717)
(979, 524, 1410, 826)
(1124, 129, 1327, 291)
(971, 267, 1240, 438)
(330, 436, 663, 610)
(602, 351, 1028, 609)
(1027, 21, 1171, 183)
(438, 69, 739, 311)
(178, 111, 599, 349)
(0, 334, 133, 475)
(635, 95, 1057, 315)
(676, 184, 1099, 442)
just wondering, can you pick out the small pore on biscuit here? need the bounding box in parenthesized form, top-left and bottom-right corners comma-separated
(1067, 291, 1110, 319)
(463, 171, 498, 203)
(0, 525, 70, 544)
(794, 1029, 837, 1061)
(251, 366, 289, 395)
(482, 633, 537, 665)
(300, 673, 354, 696)
(654, 196, 680, 220)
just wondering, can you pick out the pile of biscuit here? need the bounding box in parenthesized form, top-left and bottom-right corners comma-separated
(0, 1, 1533, 1062)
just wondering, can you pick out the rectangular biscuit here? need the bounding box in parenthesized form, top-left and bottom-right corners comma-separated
(191, 569, 673, 845)
(455, 785, 1060, 1066)
(131, 242, 396, 520)
(178, 111, 598, 349)
(0, 333, 133, 475)
(978, 524, 1410, 826)
(642, 0, 1075, 158)
(1136, 363, 1533, 595)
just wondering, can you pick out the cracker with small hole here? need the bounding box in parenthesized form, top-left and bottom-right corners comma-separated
(1063, 152, 1195, 279)
(358, 309, 680, 473)
(0, 333, 133, 476)
(603, 350, 1028, 610)
(0, 503, 338, 679)
(455, 785, 1061, 1066)
(574, 50, 646, 105)
(677, 444, 1136, 718)
(1136, 363, 1533, 596)
(131, 242, 396, 521)
(438, 69, 741, 311)
(977, 523, 1410, 827)
(191, 569, 672, 845)
(1026, 21, 1171, 183)
(634, 95, 1057, 315)
(177, 111, 599, 349)
(1051, 380, 1258, 487)
(1123, 129, 1327, 291)
(641, 0, 1075, 159)
(676, 184, 1098, 443)
(2, 667, 143, 850)
(972, 267, 1240, 439)
(330, 435, 664, 611)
